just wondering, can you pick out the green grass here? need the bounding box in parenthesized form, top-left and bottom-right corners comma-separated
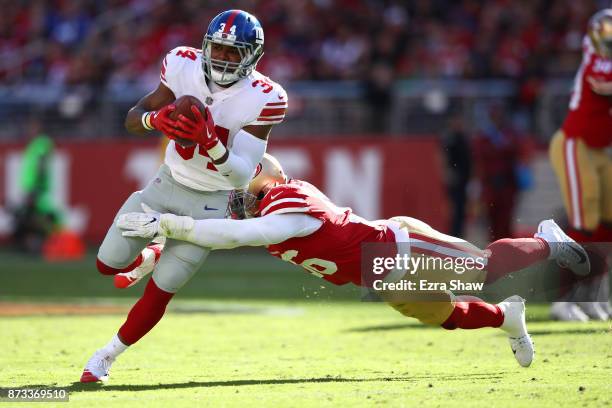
(0, 250, 611, 407)
(1, 302, 610, 407)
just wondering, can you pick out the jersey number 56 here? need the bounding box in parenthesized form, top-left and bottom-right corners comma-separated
(279, 250, 338, 278)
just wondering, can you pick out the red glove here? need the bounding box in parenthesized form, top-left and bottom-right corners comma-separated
(175, 106, 220, 149)
(147, 105, 185, 141)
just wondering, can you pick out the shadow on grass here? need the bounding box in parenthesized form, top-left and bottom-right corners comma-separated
(345, 323, 439, 333)
(529, 327, 610, 336)
(56, 372, 505, 393)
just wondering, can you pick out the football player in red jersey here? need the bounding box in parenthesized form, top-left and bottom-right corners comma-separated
(548, 9, 612, 321)
(118, 154, 591, 368)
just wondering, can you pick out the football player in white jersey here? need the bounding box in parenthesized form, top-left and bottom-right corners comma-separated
(80, 10, 288, 383)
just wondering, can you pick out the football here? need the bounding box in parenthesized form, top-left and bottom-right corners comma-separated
(168, 95, 207, 147)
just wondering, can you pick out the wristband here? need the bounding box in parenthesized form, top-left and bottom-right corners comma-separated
(206, 140, 227, 161)
(141, 112, 154, 131)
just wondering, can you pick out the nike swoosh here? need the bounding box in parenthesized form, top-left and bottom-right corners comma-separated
(269, 192, 282, 200)
(145, 217, 157, 225)
(568, 245, 587, 263)
(278, 94, 285, 100)
(204, 205, 218, 211)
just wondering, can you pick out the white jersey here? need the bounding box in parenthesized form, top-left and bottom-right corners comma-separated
(159, 46, 288, 191)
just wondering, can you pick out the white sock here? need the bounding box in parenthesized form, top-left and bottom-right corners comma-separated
(101, 334, 128, 358)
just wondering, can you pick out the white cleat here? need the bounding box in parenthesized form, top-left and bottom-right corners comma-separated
(114, 244, 163, 289)
(535, 219, 590, 276)
(497, 295, 534, 367)
(577, 302, 609, 321)
(599, 302, 612, 319)
(550, 301, 589, 322)
(80, 350, 115, 383)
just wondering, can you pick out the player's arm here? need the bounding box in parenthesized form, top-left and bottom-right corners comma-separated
(586, 76, 612, 97)
(117, 209, 321, 249)
(207, 124, 272, 187)
(125, 81, 188, 142)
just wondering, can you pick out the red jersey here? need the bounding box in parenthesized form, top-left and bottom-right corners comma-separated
(562, 36, 612, 148)
(260, 179, 396, 286)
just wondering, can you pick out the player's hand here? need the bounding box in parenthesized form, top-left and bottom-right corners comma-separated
(117, 203, 196, 240)
(175, 106, 220, 149)
(117, 203, 161, 239)
(587, 76, 612, 96)
(149, 104, 183, 140)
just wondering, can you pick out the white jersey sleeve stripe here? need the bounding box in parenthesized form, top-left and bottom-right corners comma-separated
(265, 207, 311, 216)
(260, 198, 308, 216)
(569, 37, 594, 111)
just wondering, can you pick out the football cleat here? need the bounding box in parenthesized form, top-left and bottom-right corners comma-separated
(80, 350, 115, 383)
(535, 219, 590, 276)
(577, 302, 609, 321)
(550, 301, 590, 322)
(497, 295, 534, 367)
(599, 301, 612, 319)
(114, 244, 163, 289)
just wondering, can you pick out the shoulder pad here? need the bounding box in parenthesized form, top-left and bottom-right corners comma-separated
(259, 184, 308, 216)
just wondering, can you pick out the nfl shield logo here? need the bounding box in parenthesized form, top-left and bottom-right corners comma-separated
(205, 96, 213, 105)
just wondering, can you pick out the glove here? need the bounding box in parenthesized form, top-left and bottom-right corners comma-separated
(117, 203, 195, 240)
(175, 106, 220, 150)
(148, 105, 191, 141)
(117, 203, 161, 239)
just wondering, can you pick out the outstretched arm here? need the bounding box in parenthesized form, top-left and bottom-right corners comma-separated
(117, 210, 322, 250)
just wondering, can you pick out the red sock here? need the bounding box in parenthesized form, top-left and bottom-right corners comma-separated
(96, 254, 143, 276)
(118, 278, 174, 345)
(441, 300, 504, 330)
(484, 238, 550, 283)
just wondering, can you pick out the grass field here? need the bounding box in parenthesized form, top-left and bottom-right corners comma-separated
(1, 250, 611, 407)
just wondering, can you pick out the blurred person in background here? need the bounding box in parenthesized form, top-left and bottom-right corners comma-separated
(548, 9, 612, 321)
(443, 113, 472, 238)
(12, 132, 63, 253)
(473, 102, 531, 242)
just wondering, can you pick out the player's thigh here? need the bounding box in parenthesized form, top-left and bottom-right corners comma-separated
(390, 216, 481, 251)
(152, 239, 211, 293)
(599, 149, 612, 223)
(385, 290, 455, 326)
(549, 130, 601, 231)
(97, 191, 152, 268)
(389, 216, 486, 283)
(98, 166, 171, 268)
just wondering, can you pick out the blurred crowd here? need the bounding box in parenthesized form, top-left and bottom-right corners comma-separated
(1, 0, 607, 89)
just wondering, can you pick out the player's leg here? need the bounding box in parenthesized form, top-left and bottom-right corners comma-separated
(549, 130, 601, 234)
(81, 240, 211, 382)
(118, 240, 210, 345)
(96, 165, 173, 276)
(81, 183, 228, 382)
(381, 289, 533, 367)
(549, 132, 607, 318)
(597, 152, 612, 316)
(389, 216, 560, 284)
(80, 276, 174, 382)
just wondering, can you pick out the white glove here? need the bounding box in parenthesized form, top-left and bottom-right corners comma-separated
(117, 203, 161, 238)
(117, 203, 196, 240)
